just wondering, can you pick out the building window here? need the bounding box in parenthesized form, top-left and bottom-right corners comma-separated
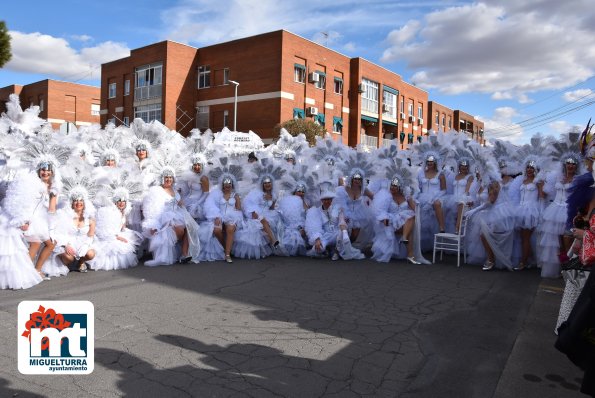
(293, 108, 305, 119)
(314, 71, 326, 90)
(408, 101, 414, 116)
(294, 64, 306, 83)
(91, 104, 100, 116)
(223, 110, 229, 127)
(198, 65, 211, 89)
(448, 117, 452, 129)
(418, 104, 423, 119)
(197, 106, 209, 130)
(134, 103, 162, 123)
(107, 118, 116, 125)
(108, 83, 116, 99)
(361, 78, 379, 113)
(435, 112, 439, 124)
(124, 79, 130, 96)
(400, 97, 405, 113)
(334, 77, 343, 95)
(333, 117, 343, 134)
(442, 115, 446, 128)
(315, 113, 325, 126)
(223, 68, 230, 85)
(39, 98, 44, 112)
(123, 116, 129, 126)
(382, 89, 397, 119)
(135, 63, 162, 100)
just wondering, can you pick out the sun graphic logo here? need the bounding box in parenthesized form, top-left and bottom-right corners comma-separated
(18, 301, 94, 374)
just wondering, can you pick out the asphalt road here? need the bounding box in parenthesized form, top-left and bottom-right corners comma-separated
(0, 256, 586, 397)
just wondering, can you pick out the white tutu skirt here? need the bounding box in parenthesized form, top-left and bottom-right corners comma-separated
(198, 221, 225, 261)
(91, 229, 142, 271)
(221, 209, 244, 226)
(536, 202, 567, 278)
(146, 227, 179, 266)
(371, 222, 405, 263)
(278, 224, 307, 256)
(42, 255, 70, 277)
(23, 214, 50, 243)
(234, 219, 272, 259)
(0, 228, 43, 289)
(515, 204, 541, 229)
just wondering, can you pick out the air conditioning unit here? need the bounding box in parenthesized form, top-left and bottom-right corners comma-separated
(382, 104, 390, 113)
(309, 72, 320, 83)
(400, 112, 405, 120)
(418, 118, 424, 125)
(307, 106, 319, 116)
(358, 83, 365, 93)
(409, 115, 415, 123)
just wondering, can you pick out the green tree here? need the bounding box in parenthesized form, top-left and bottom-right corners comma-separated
(0, 21, 12, 68)
(274, 118, 326, 146)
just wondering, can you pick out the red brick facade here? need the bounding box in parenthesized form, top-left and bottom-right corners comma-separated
(0, 80, 100, 130)
(98, 29, 484, 147)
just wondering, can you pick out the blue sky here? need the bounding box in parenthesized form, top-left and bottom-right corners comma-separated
(2, 0, 595, 143)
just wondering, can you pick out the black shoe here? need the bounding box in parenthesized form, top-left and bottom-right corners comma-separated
(273, 240, 280, 249)
(179, 256, 192, 264)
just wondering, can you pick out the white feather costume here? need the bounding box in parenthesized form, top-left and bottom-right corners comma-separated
(0, 208, 43, 289)
(90, 204, 142, 271)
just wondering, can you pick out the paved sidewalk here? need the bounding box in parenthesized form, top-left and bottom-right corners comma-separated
(494, 277, 585, 398)
(0, 257, 587, 397)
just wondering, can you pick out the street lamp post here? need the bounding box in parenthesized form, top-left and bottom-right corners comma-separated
(229, 80, 239, 131)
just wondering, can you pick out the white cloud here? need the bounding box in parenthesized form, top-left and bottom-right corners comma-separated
(5, 31, 130, 81)
(159, 0, 432, 50)
(380, 1, 595, 101)
(70, 34, 93, 43)
(548, 120, 570, 134)
(480, 106, 525, 142)
(563, 88, 593, 102)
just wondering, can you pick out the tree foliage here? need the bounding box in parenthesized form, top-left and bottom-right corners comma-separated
(0, 21, 12, 68)
(274, 118, 326, 146)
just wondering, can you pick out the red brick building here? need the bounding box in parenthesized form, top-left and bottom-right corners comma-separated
(100, 30, 483, 147)
(0, 80, 101, 130)
(455, 110, 485, 144)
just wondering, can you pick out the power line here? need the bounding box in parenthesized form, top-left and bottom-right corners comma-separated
(485, 90, 595, 135)
(486, 99, 595, 138)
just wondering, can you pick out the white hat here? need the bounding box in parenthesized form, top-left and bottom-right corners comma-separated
(319, 181, 336, 199)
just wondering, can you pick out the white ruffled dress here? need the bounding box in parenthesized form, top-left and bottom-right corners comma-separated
(537, 172, 573, 278)
(91, 205, 142, 270)
(142, 186, 201, 266)
(416, 170, 445, 251)
(44, 208, 97, 277)
(199, 189, 243, 261)
(179, 171, 209, 221)
(370, 189, 415, 262)
(304, 204, 365, 260)
(234, 189, 278, 259)
(0, 210, 43, 289)
(277, 195, 308, 256)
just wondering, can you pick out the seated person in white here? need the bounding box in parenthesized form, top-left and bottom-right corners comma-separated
(142, 167, 200, 266)
(50, 188, 96, 274)
(91, 183, 144, 271)
(465, 181, 516, 271)
(305, 182, 365, 261)
(371, 176, 420, 264)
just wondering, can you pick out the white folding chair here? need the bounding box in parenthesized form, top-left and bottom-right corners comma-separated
(432, 206, 468, 267)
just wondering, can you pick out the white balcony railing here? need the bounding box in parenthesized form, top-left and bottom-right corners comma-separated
(360, 133, 378, 149)
(135, 84, 162, 101)
(382, 138, 396, 148)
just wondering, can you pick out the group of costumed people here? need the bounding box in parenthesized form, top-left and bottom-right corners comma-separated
(0, 93, 593, 296)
